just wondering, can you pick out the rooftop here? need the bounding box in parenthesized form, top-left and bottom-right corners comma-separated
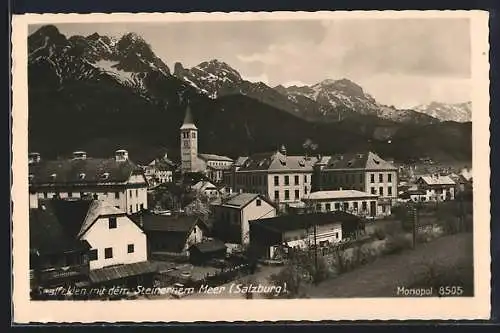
(304, 190, 378, 200)
(324, 151, 397, 171)
(198, 153, 234, 162)
(237, 151, 320, 172)
(418, 175, 456, 186)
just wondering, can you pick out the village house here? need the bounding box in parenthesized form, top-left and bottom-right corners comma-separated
(302, 189, 387, 218)
(30, 198, 154, 291)
(311, 151, 398, 216)
(211, 193, 277, 245)
(129, 212, 206, 260)
(28, 150, 148, 215)
(188, 239, 228, 265)
(191, 179, 220, 199)
(179, 105, 234, 183)
(141, 152, 176, 187)
(249, 211, 364, 260)
(224, 146, 320, 210)
(399, 188, 428, 203)
(416, 175, 456, 201)
(29, 201, 91, 294)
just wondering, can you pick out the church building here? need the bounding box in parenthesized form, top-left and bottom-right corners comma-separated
(180, 105, 234, 184)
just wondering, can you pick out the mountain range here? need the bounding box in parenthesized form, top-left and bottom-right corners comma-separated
(27, 25, 472, 164)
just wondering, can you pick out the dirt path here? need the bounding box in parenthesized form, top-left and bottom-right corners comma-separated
(307, 233, 473, 298)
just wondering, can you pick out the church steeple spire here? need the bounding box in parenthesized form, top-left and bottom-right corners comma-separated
(180, 104, 197, 130)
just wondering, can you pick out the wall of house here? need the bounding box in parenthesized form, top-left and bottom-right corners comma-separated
(267, 172, 312, 204)
(318, 170, 366, 192)
(423, 186, 455, 201)
(364, 170, 398, 199)
(304, 197, 379, 217)
(184, 225, 204, 251)
(233, 171, 268, 196)
(241, 198, 277, 245)
(82, 214, 147, 270)
(282, 222, 342, 250)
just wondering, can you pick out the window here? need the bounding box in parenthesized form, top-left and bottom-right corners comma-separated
(183, 141, 189, 148)
(80, 192, 85, 198)
(43, 192, 48, 199)
(353, 202, 359, 210)
(115, 192, 120, 199)
(388, 187, 393, 196)
(274, 176, 279, 186)
(370, 174, 375, 183)
(192, 132, 196, 139)
(359, 174, 363, 183)
(68, 192, 73, 198)
(379, 174, 383, 183)
(294, 190, 300, 200)
(127, 244, 135, 254)
(89, 249, 98, 261)
(335, 203, 340, 210)
(274, 191, 279, 201)
(129, 191, 132, 198)
(388, 173, 392, 182)
(104, 248, 113, 259)
(304, 187, 308, 194)
(140, 203, 144, 210)
(109, 217, 117, 229)
(136, 204, 139, 211)
(304, 175, 307, 183)
(343, 202, 349, 211)
(129, 205, 133, 213)
(256, 199, 262, 206)
(379, 187, 384, 196)
(136, 189, 139, 197)
(335, 232, 339, 239)
(325, 203, 331, 211)
(316, 203, 322, 211)
(284, 176, 289, 186)
(362, 201, 367, 210)
(371, 187, 376, 194)
(294, 175, 299, 185)
(115, 206, 120, 209)
(284, 190, 290, 200)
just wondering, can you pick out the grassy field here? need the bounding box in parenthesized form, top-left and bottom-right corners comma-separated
(306, 232, 473, 298)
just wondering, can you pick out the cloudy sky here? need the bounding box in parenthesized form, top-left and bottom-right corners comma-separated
(30, 18, 471, 108)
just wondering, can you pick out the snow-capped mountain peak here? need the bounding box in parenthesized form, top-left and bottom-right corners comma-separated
(413, 101, 472, 122)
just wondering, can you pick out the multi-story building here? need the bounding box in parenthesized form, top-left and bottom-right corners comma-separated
(141, 152, 176, 187)
(312, 151, 398, 216)
(28, 149, 148, 215)
(180, 105, 234, 183)
(224, 146, 320, 209)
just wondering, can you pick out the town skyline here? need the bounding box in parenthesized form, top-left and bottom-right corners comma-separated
(28, 18, 471, 109)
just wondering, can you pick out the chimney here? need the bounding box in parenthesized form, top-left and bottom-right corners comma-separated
(28, 152, 41, 164)
(72, 151, 87, 160)
(279, 144, 287, 156)
(339, 155, 344, 160)
(115, 149, 129, 162)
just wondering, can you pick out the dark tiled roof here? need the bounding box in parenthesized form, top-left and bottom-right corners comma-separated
(49, 199, 93, 237)
(236, 151, 320, 172)
(190, 239, 227, 253)
(324, 151, 397, 171)
(130, 212, 200, 232)
(29, 204, 90, 255)
(220, 193, 260, 208)
(29, 158, 143, 186)
(89, 261, 158, 284)
(250, 211, 361, 233)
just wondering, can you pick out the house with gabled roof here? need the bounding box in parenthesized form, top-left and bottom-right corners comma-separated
(416, 174, 456, 201)
(28, 149, 148, 215)
(312, 151, 398, 216)
(30, 198, 152, 290)
(223, 146, 321, 210)
(211, 192, 277, 245)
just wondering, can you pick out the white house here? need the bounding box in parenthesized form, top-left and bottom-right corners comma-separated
(29, 150, 149, 215)
(416, 175, 456, 201)
(212, 193, 277, 245)
(191, 180, 220, 199)
(47, 198, 148, 271)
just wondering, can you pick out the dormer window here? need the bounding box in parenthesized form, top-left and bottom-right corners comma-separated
(298, 160, 305, 167)
(50, 173, 57, 180)
(102, 172, 110, 180)
(79, 173, 86, 180)
(373, 159, 380, 164)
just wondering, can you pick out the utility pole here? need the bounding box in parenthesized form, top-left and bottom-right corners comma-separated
(411, 204, 418, 249)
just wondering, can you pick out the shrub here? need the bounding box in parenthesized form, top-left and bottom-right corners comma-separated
(383, 234, 413, 255)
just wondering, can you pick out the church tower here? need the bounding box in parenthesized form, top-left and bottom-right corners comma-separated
(180, 104, 198, 173)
